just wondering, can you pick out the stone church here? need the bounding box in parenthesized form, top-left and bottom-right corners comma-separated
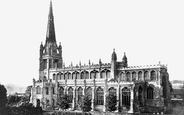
(30, 1, 171, 113)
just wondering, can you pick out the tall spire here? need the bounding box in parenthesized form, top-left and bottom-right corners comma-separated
(46, 0, 56, 43)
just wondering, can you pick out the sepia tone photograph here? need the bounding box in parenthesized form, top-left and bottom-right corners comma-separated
(0, 0, 184, 115)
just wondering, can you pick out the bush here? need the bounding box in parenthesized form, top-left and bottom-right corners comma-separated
(57, 94, 70, 110)
(0, 103, 42, 115)
(105, 94, 117, 112)
(79, 95, 92, 112)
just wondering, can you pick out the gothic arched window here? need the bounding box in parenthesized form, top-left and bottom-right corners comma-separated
(147, 86, 154, 99)
(77, 87, 83, 102)
(76, 72, 80, 79)
(144, 71, 149, 81)
(138, 71, 143, 81)
(109, 87, 116, 96)
(68, 87, 73, 103)
(61, 73, 64, 80)
(106, 70, 111, 79)
(90, 71, 96, 79)
(96, 87, 104, 105)
(57, 73, 60, 80)
(120, 72, 126, 81)
(122, 87, 130, 106)
(68, 73, 72, 79)
(132, 72, 136, 81)
(86, 71, 89, 79)
(59, 87, 64, 97)
(126, 72, 131, 82)
(101, 70, 106, 79)
(36, 86, 41, 94)
(86, 87, 92, 100)
(151, 70, 156, 81)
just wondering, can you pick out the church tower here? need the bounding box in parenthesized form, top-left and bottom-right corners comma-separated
(39, 1, 63, 80)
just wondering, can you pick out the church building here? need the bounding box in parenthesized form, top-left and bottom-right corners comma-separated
(30, 1, 171, 113)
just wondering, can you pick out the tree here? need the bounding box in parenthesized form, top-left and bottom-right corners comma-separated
(57, 94, 70, 110)
(79, 95, 92, 112)
(105, 94, 117, 112)
(169, 82, 173, 93)
(0, 84, 7, 109)
(7, 94, 22, 106)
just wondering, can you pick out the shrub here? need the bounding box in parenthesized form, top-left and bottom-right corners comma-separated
(57, 94, 70, 110)
(105, 94, 117, 112)
(79, 95, 92, 112)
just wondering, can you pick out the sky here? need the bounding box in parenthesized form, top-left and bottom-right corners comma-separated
(0, 0, 184, 87)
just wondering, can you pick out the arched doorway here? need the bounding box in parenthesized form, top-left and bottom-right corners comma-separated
(122, 87, 130, 108)
(36, 99, 40, 107)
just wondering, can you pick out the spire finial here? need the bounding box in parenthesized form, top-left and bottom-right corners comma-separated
(113, 48, 115, 52)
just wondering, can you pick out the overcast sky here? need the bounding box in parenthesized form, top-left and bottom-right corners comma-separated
(0, 0, 184, 87)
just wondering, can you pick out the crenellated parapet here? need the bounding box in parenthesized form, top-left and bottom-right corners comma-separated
(118, 63, 167, 70)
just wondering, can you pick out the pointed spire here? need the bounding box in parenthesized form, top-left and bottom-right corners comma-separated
(46, 0, 56, 43)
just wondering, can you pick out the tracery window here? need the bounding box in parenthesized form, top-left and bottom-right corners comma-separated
(109, 87, 116, 96)
(96, 87, 104, 105)
(77, 87, 83, 102)
(120, 72, 126, 81)
(86, 87, 92, 100)
(59, 87, 64, 96)
(36, 86, 41, 94)
(122, 87, 130, 106)
(68, 87, 73, 103)
(147, 86, 154, 99)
